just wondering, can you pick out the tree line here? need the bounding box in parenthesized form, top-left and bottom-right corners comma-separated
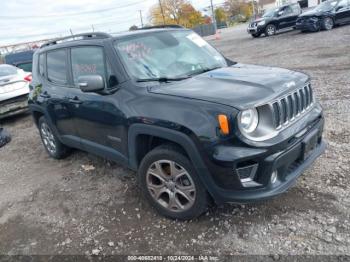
(143, 0, 254, 29)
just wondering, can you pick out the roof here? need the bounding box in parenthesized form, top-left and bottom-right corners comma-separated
(40, 27, 188, 49)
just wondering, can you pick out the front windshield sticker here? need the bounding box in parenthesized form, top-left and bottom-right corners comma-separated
(186, 33, 207, 47)
(118, 43, 151, 60)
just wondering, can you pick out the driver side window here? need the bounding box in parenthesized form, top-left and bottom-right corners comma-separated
(71, 46, 118, 90)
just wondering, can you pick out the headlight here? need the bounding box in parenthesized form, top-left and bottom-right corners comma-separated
(257, 20, 265, 26)
(239, 108, 259, 134)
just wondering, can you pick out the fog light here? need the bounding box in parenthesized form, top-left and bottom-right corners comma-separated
(271, 170, 278, 184)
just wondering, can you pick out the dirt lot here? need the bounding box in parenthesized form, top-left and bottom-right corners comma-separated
(0, 24, 349, 257)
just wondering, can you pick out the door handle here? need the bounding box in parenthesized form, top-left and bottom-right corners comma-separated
(68, 96, 83, 104)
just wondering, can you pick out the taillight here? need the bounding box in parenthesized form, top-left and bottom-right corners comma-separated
(24, 74, 32, 82)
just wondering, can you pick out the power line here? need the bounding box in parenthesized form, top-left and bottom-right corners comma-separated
(0, 0, 148, 19)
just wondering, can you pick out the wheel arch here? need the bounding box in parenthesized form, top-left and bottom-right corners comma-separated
(128, 124, 220, 200)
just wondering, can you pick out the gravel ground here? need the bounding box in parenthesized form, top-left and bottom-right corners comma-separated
(0, 24, 349, 257)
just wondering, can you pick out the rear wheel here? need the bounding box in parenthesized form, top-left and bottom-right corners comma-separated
(322, 17, 334, 30)
(38, 116, 70, 159)
(138, 145, 208, 220)
(265, 24, 276, 36)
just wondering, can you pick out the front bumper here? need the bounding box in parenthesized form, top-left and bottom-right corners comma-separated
(205, 113, 325, 204)
(247, 25, 264, 35)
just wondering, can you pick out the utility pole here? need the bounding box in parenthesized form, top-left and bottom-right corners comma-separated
(210, 0, 217, 33)
(139, 10, 144, 28)
(158, 0, 166, 25)
(91, 24, 95, 32)
(69, 29, 73, 35)
(251, 0, 256, 19)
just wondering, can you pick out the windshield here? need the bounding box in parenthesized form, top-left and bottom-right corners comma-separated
(0, 64, 18, 77)
(263, 8, 278, 17)
(114, 30, 227, 80)
(314, 0, 338, 11)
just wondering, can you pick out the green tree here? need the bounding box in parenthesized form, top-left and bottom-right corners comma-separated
(149, 0, 204, 27)
(215, 7, 227, 24)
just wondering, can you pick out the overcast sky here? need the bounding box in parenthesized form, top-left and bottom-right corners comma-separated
(0, 0, 225, 46)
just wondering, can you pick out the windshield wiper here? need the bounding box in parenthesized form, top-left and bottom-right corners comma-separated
(136, 76, 189, 82)
(186, 66, 223, 77)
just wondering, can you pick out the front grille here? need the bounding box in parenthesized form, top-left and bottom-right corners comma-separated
(271, 84, 313, 129)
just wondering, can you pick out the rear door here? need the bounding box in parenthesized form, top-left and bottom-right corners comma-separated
(43, 49, 80, 147)
(278, 6, 298, 29)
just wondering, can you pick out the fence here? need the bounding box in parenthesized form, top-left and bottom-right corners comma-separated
(192, 23, 216, 37)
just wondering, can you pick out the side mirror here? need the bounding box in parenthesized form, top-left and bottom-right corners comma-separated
(278, 11, 284, 16)
(78, 75, 105, 92)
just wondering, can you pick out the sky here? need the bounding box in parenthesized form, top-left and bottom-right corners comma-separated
(0, 0, 225, 46)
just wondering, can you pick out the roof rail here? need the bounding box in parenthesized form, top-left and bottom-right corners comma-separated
(137, 25, 184, 30)
(41, 32, 112, 48)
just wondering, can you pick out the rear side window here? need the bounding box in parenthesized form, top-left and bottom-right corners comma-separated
(71, 46, 118, 89)
(47, 49, 67, 85)
(39, 54, 45, 77)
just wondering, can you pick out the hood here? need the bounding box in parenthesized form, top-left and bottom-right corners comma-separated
(149, 63, 309, 110)
(251, 18, 267, 24)
(299, 8, 329, 17)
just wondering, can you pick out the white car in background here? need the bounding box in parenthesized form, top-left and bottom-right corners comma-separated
(0, 64, 31, 119)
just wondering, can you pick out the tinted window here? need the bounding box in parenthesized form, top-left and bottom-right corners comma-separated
(47, 49, 67, 84)
(39, 54, 45, 77)
(71, 47, 117, 89)
(0, 64, 18, 77)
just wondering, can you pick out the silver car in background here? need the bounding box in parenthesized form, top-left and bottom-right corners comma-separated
(0, 64, 31, 119)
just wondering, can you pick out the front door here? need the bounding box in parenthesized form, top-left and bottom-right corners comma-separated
(68, 46, 127, 162)
(335, 0, 350, 23)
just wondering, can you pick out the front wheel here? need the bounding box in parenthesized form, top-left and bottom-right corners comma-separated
(138, 145, 208, 220)
(322, 17, 334, 30)
(265, 24, 276, 36)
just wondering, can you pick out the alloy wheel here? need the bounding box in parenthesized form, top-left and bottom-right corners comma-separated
(146, 160, 196, 212)
(40, 122, 57, 154)
(324, 18, 333, 30)
(266, 25, 275, 36)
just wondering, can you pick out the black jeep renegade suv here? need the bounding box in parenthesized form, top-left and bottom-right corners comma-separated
(29, 29, 325, 220)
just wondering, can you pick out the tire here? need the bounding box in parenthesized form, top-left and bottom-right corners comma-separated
(251, 33, 260, 38)
(265, 24, 276, 36)
(322, 17, 334, 30)
(38, 116, 70, 159)
(138, 145, 208, 220)
(0, 128, 11, 148)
